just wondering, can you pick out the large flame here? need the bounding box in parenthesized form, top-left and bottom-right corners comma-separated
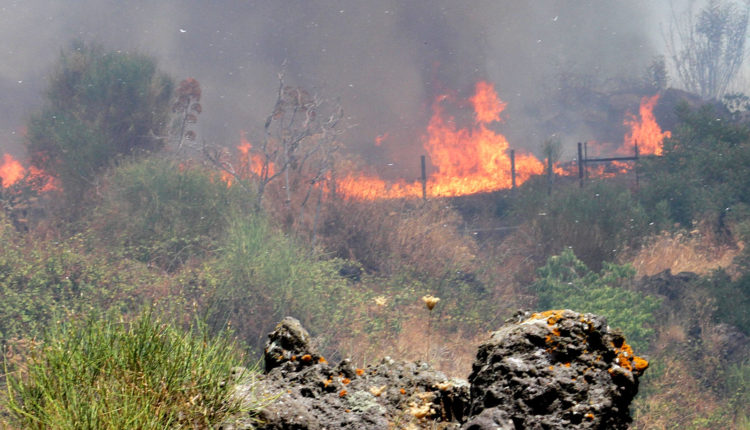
(0, 154, 25, 187)
(623, 94, 671, 156)
(0, 153, 59, 192)
(338, 81, 543, 199)
(224, 84, 671, 199)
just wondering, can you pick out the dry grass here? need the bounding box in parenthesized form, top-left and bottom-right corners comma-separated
(633, 356, 728, 429)
(335, 302, 484, 378)
(320, 198, 478, 276)
(629, 227, 742, 277)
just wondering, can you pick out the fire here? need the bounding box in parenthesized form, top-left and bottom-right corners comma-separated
(0, 154, 24, 187)
(623, 94, 671, 156)
(221, 131, 276, 187)
(0, 153, 58, 192)
(237, 131, 268, 177)
(232, 84, 671, 200)
(338, 81, 543, 199)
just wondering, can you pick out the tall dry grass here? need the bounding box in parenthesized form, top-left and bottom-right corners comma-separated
(629, 227, 742, 277)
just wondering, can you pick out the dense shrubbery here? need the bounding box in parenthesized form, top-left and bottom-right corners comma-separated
(4, 310, 262, 429)
(90, 157, 248, 272)
(200, 214, 359, 350)
(0, 213, 154, 343)
(531, 249, 661, 350)
(514, 179, 657, 270)
(640, 102, 750, 229)
(26, 42, 173, 203)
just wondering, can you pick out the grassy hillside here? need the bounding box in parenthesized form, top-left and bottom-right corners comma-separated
(2, 45, 750, 428)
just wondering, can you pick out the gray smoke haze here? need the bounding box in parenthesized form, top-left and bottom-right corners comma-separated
(0, 1, 700, 177)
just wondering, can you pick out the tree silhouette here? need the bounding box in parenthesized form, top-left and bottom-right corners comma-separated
(665, 0, 749, 100)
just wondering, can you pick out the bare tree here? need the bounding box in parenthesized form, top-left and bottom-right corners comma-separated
(665, 0, 750, 100)
(206, 70, 346, 242)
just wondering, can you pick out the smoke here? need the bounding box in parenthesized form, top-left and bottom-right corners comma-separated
(0, 0, 685, 176)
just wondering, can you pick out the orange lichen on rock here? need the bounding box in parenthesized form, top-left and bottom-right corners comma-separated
(339, 389, 347, 397)
(632, 356, 649, 373)
(355, 368, 365, 376)
(300, 354, 312, 362)
(611, 340, 649, 374)
(528, 310, 566, 326)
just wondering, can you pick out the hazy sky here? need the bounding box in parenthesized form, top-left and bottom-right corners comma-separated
(0, 0, 722, 176)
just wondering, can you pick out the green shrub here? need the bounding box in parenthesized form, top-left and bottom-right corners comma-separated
(0, 214, 153, 343)
(640, 102, 750, 228)
(26, 42, 173, 202)
(4, 310, 261, 429)
(515, 179, 655, 270)
(202, 213, 360, 351)
(531, 249, 662, 350)
(91, 157, 248, 272)
(700, 270, 750, 335)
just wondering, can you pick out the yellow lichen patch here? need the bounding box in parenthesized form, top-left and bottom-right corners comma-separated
(323, 378, 332, 387)
(408, 402, 433, 419)
(369, 385, 387, 397)
(435, 381, 453, 391)
(416, 392, 435, 402)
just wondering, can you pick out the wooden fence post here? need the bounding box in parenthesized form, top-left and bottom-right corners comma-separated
(420, 155, 427, 200)
(578, 142, 584, 188)
(510, 149, 516, 190)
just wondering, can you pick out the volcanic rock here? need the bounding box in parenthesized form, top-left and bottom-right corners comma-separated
(226, 311, 648, 429)
(464, 310, 646, 429)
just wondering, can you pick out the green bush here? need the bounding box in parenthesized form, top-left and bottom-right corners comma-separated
(202, 213, 360, 351)
(0, 214, 153, 343)
(91, 157, 248, 272)
(26, 42, 173, 202)
(531, 249, 662, 350)
(4, 310, 262, 429)
(640, 102, 750, 228)
(700, 270, 750, 335)
(515, 179, 655, 270)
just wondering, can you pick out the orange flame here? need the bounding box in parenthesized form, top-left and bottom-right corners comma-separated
(0, 154, 25, 187)
(0, 153, 58, 192)
(623, 94, 671, 156)
(239, 131, 274, 178)
(220, 131, 276, 187)
(339, 82, 543, 199)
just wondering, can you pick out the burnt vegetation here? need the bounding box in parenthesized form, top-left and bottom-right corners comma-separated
(2, 34, 750, 429)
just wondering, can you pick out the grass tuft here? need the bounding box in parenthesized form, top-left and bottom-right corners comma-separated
(3, 309, 261, 429)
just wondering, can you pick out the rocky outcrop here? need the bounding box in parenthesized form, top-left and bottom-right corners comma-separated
(225, 311, 649, 429)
